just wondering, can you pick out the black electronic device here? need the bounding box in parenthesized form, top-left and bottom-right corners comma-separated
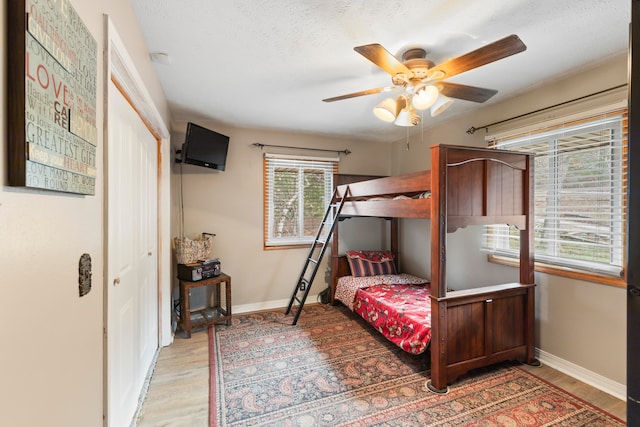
(180, 122, 230, 171)
(177, 259, 221, 281)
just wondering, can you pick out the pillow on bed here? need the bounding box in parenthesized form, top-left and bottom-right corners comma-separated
(346, 250, 397, 277)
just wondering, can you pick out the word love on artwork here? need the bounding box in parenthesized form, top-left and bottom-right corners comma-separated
(25, 39, 96, 143)
(26, 53, 71, 128)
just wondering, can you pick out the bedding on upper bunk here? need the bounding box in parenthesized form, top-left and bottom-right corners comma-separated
(335, 250, 432, 355)
(352, 191, 431, 202)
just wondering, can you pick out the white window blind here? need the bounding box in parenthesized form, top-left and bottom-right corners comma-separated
(485, 108, 627, 277)
(264, 155, 338, 247)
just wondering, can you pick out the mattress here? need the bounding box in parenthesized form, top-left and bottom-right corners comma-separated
(336, 274, 431, 355)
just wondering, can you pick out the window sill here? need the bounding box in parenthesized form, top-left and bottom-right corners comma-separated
(487, 254, 626, 288)
(264, 242, 319, 251)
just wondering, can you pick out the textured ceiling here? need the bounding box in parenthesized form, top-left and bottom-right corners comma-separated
(131, 0, 629, 143)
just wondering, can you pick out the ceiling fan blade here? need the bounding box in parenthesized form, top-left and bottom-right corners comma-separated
(438, 82, 498, 103)
(354, 43, 412, 78)
(323, 86, 393, 102)
(427, 34, 526, 80)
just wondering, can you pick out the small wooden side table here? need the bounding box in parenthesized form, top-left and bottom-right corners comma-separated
(178, 273, 231, 338)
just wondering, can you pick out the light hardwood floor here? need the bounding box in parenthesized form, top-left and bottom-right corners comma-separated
(518, 364, 626, 422)
(137, 328, 627, 426)
(136, 330, 210, 426)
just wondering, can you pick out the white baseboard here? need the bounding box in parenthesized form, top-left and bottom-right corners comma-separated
(132, 348, 160, 426)
(535, 348, 626, 401)
(232, 295, 319, 314)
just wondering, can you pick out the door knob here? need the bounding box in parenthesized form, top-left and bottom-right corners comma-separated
(630, 286, 640, 297)
(113, 277, 121, 286)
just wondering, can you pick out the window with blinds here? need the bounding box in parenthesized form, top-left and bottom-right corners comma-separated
(485, 108, 627, 278)
(264, 154, 338, 247)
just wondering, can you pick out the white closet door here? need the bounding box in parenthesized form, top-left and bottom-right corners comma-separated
(107, 81, 158, 427)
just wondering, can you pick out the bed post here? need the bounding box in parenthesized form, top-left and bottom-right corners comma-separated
(330, 212, 340, 305)
(428, 144, 449, 393)
(391, 218, 399, 270)
(521, 153, 538, 365)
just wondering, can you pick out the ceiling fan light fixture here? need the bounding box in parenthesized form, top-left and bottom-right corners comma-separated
(325, 35, 527, 126)
(373, 98, 399, 122)
(394, 108, 420, 127)
(430, 93, 454, 117)
(412, 85, 439, 110)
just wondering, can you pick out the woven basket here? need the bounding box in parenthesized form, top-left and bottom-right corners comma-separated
(173, 234, 214, 264)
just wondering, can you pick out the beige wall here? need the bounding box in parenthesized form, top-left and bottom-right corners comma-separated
(0, 1, 170, 426)
(171, 124, 394, 311)
(391, 54, 628, 388)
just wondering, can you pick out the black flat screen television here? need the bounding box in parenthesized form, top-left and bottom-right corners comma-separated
(181, 122, 230, 171)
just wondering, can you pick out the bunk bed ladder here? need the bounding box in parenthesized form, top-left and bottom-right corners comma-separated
(285, 186, 349, 325)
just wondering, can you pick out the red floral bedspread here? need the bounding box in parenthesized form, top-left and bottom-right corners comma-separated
(353, 283, 432, 355)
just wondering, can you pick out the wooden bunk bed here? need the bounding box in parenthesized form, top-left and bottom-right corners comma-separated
(330, 143, 536, 393)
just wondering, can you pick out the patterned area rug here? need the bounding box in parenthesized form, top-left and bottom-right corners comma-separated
(210, 304, 623, 426)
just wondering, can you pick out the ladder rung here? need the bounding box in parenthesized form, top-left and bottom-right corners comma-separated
(287, 188, 346, 324)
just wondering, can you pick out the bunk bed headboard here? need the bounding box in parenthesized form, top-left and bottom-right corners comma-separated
(333, 252, 403, 279)
(436, 145, 530, 232)
(334, 255, 352, 279)
(429, 144, 534, 296)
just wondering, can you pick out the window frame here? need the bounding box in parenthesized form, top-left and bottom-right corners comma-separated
(263, 154, 338, 250)
(485, 105, 627, 287)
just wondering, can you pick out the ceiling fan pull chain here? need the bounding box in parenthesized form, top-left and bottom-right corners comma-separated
(406, 127, 410, 151)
